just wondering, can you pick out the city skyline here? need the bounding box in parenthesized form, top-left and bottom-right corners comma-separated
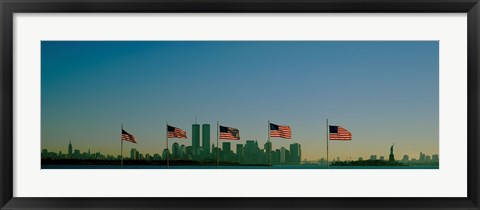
(41, 140, 439, 165)
(42, 138, 438, 165)
(42, 122, 437, 162)
(41, 41, 439, 161)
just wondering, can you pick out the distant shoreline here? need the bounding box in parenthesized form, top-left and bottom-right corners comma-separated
(41, 158, 271, 166)
(41, 159, 439, 169)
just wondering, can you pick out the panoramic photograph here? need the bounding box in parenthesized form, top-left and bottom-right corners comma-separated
(40, 41, 439, 169)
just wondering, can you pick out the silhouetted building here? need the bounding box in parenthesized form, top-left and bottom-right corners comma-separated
(280, 147, 286, 163)
(192, 124, 200, 156)
(264, 141, 272, 164)
(74, 149, 80, 159)
(162, 148, 170, 160)
(202, 124, 210, 158)
(222, 142, 232, 161)
(402, 154, 409, 162)
(68, 141, 73, 158)
(289, 143, 301, 164)
(432, 154, 439, 162)
(43, 139, 304, 165)
(180, 145, 186, 159)
(370, 155, 377, 160)
(211, 143, 216, 160)
(379, 156, 384, 161)
(212, 144, 220, 161)
(185, 146, 193, 160)
(172, 142, 180, 159)
(285, 149, 290, 163)
(130, 148, 137, 160)
(245, 140, 255, 163)
(419, 152, 426, 161)
(236, 144, 244, 163)
(254, 140, 261, 163)
(272, 149, 281, 164)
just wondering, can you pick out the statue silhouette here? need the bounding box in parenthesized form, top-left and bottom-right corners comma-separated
(389, 143, 395, 162)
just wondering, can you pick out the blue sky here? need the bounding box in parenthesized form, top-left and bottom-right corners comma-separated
(41, 41, 439, 160)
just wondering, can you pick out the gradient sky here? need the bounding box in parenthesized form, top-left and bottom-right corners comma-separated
(41, 41, 439, 161)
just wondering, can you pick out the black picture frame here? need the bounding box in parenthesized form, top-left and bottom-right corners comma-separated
(1, 0, 479, 209)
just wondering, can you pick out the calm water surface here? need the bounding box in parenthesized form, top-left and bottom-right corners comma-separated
(42, 165, 439, 169)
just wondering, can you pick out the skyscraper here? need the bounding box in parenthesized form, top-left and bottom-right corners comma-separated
(180, 144, 186, 159)
(211, 143, 216, 160)
(273, 149, 281, 164)
(236, 144, 244, 163)
(289, 143, 301, 164)
(172, 142, 180, 160)
(222, 142, 231, 161)
(245, 140, 255, 163)
(254, 140, 259, 158)
(280, 147, 286, 163)
(68, 141, 73, 158)
(202, 124, 210, 157)
(130, 148, 137, 160)
(185, 146, 193, 160)
(222, 142, 231, 153)
(264, 141, 272, 164)
(192, 124, 200, 156)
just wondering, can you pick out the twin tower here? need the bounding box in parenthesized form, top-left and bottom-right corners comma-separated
(192, 124, 211, 158)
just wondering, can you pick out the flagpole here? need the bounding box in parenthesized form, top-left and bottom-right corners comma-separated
(121, 123, 123, 169)
(268, 120, 271, 167)
(326, 119, 329, 169)
(166, 121, 169, 169)
(216, 121, 219, 169)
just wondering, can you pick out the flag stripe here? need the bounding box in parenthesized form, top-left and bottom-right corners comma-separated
(167, 125, 187, 139)
(329, 126, 352, 141)
(219, 125, 240, 140)
(121, 129, 137, 143)
(270, 123, 291, 139)
(219, 134, 239, 140)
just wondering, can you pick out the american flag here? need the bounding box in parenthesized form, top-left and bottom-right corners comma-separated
(270, 123, 291, 139)
(122, 129, 137, 143)
(329, 125, 352, 140)
(219, 125, 240, 140)
(167, 125, 187, 139)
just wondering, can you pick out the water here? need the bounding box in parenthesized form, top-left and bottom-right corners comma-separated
(42, 165, 439, 169)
